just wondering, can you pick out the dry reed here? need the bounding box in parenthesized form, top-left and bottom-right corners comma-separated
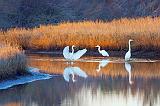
(0, 45, 27, 79)
(0, 17, 160, 51)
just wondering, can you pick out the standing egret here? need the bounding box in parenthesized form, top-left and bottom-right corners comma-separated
(95, 45, 109, 56)
(125, 62, 133, 85)
(125, 39, 133, 61)
(96, 59, 110, 72)
(63, 67, 88, 82)
(63, 45, 87, 61)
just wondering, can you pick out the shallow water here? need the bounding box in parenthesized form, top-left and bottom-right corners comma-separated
(0, 54, 160, 106)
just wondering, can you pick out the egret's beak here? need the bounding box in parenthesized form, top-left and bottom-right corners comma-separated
(95, 45, 99, 47)
(72, 45, 75, 48)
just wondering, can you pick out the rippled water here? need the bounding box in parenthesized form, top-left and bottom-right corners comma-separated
(0, 54, 160, 106)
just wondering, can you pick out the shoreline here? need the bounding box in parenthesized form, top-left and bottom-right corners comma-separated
(25, 49, 160, 60)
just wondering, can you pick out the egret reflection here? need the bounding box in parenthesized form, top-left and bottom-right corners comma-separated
(125, 62, 134, 85)
(96, 59, 110, 72)
(63, 67, 88, 82)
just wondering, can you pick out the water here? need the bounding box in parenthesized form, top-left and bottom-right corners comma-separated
(0, 54, 160, 106)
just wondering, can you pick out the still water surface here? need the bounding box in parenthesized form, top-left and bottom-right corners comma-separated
(0, 54, 160, 106)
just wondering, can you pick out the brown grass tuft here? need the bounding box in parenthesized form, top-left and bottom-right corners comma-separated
(0, 45, 27, 79)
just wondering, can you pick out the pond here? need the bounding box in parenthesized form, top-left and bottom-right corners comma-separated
(0, 54, 160, 106)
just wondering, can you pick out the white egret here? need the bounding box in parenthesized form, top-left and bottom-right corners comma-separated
(95, 45, 109, 56)
(125, 39, 133, 61)
(125, 62, 133, 85)
(63, 67, 88, 82)
(63, 45, 87, 61)
(96, 59, 110, 72)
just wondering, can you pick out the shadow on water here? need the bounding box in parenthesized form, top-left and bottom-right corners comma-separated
(0, 54, 160, 106)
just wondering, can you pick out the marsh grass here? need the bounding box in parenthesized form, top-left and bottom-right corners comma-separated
(0, 45, 26, 79)
(0, 17, 160, 51)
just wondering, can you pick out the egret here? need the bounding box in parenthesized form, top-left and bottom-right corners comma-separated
(96, 59, 110, 72)
(63, 67, 88, 82)
(125, 39, 133, 61)
(95, 45, 109, 56)
(125, 62, 133, 85)
(63, 45, 87, 61)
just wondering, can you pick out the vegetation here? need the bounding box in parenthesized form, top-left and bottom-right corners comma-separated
(0, 17, 160, 52)
(0, 45, 26, 79)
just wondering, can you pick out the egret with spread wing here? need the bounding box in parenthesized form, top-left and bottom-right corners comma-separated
(63, 45, 87, 61)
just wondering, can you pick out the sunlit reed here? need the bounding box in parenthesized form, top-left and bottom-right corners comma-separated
(0, 17, 160, 51)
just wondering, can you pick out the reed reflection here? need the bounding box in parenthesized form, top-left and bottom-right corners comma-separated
(63, 67, 87, 82)
(28, 55, 160, 79)
(24, 55, 160, 106)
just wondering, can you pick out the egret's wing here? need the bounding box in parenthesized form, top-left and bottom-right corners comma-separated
(125, 62, 131, 72)
(63, 46, 70, 59)
(63, 67, 72, 82)
(72, 49, 87, 60)
(125, 51, 131, 60)
(72, 67, 87, 78)
(101, 50, 109, 56)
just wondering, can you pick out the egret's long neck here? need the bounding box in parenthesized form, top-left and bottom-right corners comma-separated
(98, 46, 101, 52)
(128, 41, 131, 52)
(71, 46, 74, 54)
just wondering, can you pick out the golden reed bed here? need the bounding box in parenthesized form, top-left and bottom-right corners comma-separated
(0, 17, 160, 51)
(0, 46, 26, 79)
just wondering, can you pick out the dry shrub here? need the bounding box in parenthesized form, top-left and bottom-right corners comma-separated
(0, 45, 26, 79)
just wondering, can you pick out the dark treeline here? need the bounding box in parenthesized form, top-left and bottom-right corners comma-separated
(0, 0, 160, 28)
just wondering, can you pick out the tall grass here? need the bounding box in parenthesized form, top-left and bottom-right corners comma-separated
(0, 45, 26, 79)
(0, 17, 160, 51)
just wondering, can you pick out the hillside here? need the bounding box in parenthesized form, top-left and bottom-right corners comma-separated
(0, 0, 160, 28)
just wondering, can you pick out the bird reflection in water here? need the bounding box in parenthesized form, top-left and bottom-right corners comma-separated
(96, 59, 110, 72)
(125, 62, 134, 85)
(63, 67, 88, 82)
